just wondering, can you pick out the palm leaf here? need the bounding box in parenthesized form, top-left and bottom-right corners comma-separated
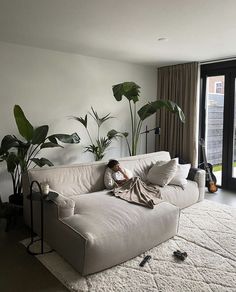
(112, 82, 140, 103)
(48, 133, 80, 144)
(32, 125, 49, 145)
(97, 137, 111, 151)
(14, 105, 34, 141)
(30, 157, 54, 167)
(84, 144, 98, 153)
(6, 152, 19, 173)
(0, 135, 19, 152)
(70, 115, 88, 128)
(40, 142, 63, 149)
(89, 107, 113, 127)
(107, 129, 128, 139)
(138, 100, 185, 122)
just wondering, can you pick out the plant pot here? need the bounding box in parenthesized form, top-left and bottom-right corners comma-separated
(9, 194, 23, 206)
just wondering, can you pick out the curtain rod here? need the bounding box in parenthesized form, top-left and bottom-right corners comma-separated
(200, 56, 236, 65)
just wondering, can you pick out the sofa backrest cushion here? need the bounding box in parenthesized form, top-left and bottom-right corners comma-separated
(28, 162, 106, 197)
(147, 159, 178, 186)
(119, 152, 170, 181)
(27, 151, 170, 197)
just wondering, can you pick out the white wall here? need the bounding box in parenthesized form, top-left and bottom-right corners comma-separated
(0, 42, 157, 201)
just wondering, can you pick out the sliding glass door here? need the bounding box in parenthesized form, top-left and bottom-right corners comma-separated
(226, 72, 236, 189)
(233, 84, 236, 180)
(204, 75, 225, 186)
(201, 61, 236, 191)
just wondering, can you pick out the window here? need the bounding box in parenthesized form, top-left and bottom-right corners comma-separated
(201, 60, 236, 190)
(215, 81, 223, 93)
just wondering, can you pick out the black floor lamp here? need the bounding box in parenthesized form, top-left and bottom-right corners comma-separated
(140, 126, 161, 154)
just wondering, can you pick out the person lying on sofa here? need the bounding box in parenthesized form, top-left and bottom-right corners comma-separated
(104, 159, 162, 208)
(107, 159, 133, 186)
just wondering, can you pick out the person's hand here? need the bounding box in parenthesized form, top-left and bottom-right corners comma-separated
(117, 165, 123, 172)
(117, 165, 130, 181)
(116, 179, 127, 186)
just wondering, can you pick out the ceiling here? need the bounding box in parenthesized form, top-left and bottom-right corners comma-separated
(0, 0, 236, 67)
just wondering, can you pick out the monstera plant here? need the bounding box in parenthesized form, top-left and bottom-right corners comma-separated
(0, 105, 80, 204)
(71, 107, 126, 161)
(112, 82, 185, 156)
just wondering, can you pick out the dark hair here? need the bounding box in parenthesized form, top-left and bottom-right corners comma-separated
(107, 159, 119, 169)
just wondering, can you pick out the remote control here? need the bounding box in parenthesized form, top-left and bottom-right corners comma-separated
(139, 255, 151, 267)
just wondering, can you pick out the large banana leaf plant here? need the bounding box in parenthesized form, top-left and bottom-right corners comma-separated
(0, 105, 80, 199)
(112, 82, 185, 156)
(71, 107, 127, 161)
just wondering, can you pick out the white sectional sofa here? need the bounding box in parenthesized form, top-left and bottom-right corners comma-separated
(23, 151, 205, 275)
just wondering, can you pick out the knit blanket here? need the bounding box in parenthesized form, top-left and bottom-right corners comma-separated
(113, 177, 162, 208)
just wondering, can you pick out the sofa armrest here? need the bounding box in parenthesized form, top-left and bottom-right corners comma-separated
(50, 191, 75, 218)
(187, 168, 206, 201)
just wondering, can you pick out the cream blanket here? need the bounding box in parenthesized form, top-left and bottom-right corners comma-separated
(113, 177, 162, 209)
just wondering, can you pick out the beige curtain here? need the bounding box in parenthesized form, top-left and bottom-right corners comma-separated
(156, 62, 199, 166)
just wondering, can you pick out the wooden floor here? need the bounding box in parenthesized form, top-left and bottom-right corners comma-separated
(0, 188, 235, 292)
(0, 217, 68, 292)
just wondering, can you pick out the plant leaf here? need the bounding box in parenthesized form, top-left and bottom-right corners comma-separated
(0, 135, 19, 152)
(48, 133, 80, 144)
(138, 100, 185, 122)
(14, 105, 34, 141)
(30, 157, 54, 167)
(112, 82, 140, 103)
(40, 142, 63, 149)
(84, 144, 98, 154)
(70, 115, 88, 128)
(107, 129, 119, 139)
(32, 125, 49, 145)
(107, 129, 128, 139)
(97, 137, 111, 151)
(6, 152, 19, 173)
(17, 142, 30, 169)
(89, 107, 113, 127)
(122, 132, 129, 138)
(48, 136, 57, 144)
(19, 158, 27, 172)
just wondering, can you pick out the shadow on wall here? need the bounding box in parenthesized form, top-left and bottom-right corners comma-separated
(48, 140, 128, 164)
(44, 144, 85, 165)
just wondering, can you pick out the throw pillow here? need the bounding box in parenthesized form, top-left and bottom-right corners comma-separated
(169, 176, 188, 188)
(147, 159, 178, 187)
(156, 160, 191, 188)
(177, 163, 191, 178)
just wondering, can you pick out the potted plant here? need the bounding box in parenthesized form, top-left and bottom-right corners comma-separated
(71, 107, 127, 161)
(112, 82, 185, 155)
(0, 105, 80, 205)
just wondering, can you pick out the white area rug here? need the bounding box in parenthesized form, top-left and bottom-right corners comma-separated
(21, 200, 236, 292)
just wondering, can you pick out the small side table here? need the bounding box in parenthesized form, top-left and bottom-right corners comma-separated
(26, 180, 58, 255)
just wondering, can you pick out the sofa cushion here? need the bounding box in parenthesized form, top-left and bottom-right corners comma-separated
(27, 151, 171, 197)
(160, 180, 199, 209)
(177, 163, 191, 178)
(155, 161, 191, 188)
(49, 188, 75, 218)
(28, 162, 107, 197)
(147, 159, 177, 186)
(119, 151, 171, 182)
(63, 190, 180, 275)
